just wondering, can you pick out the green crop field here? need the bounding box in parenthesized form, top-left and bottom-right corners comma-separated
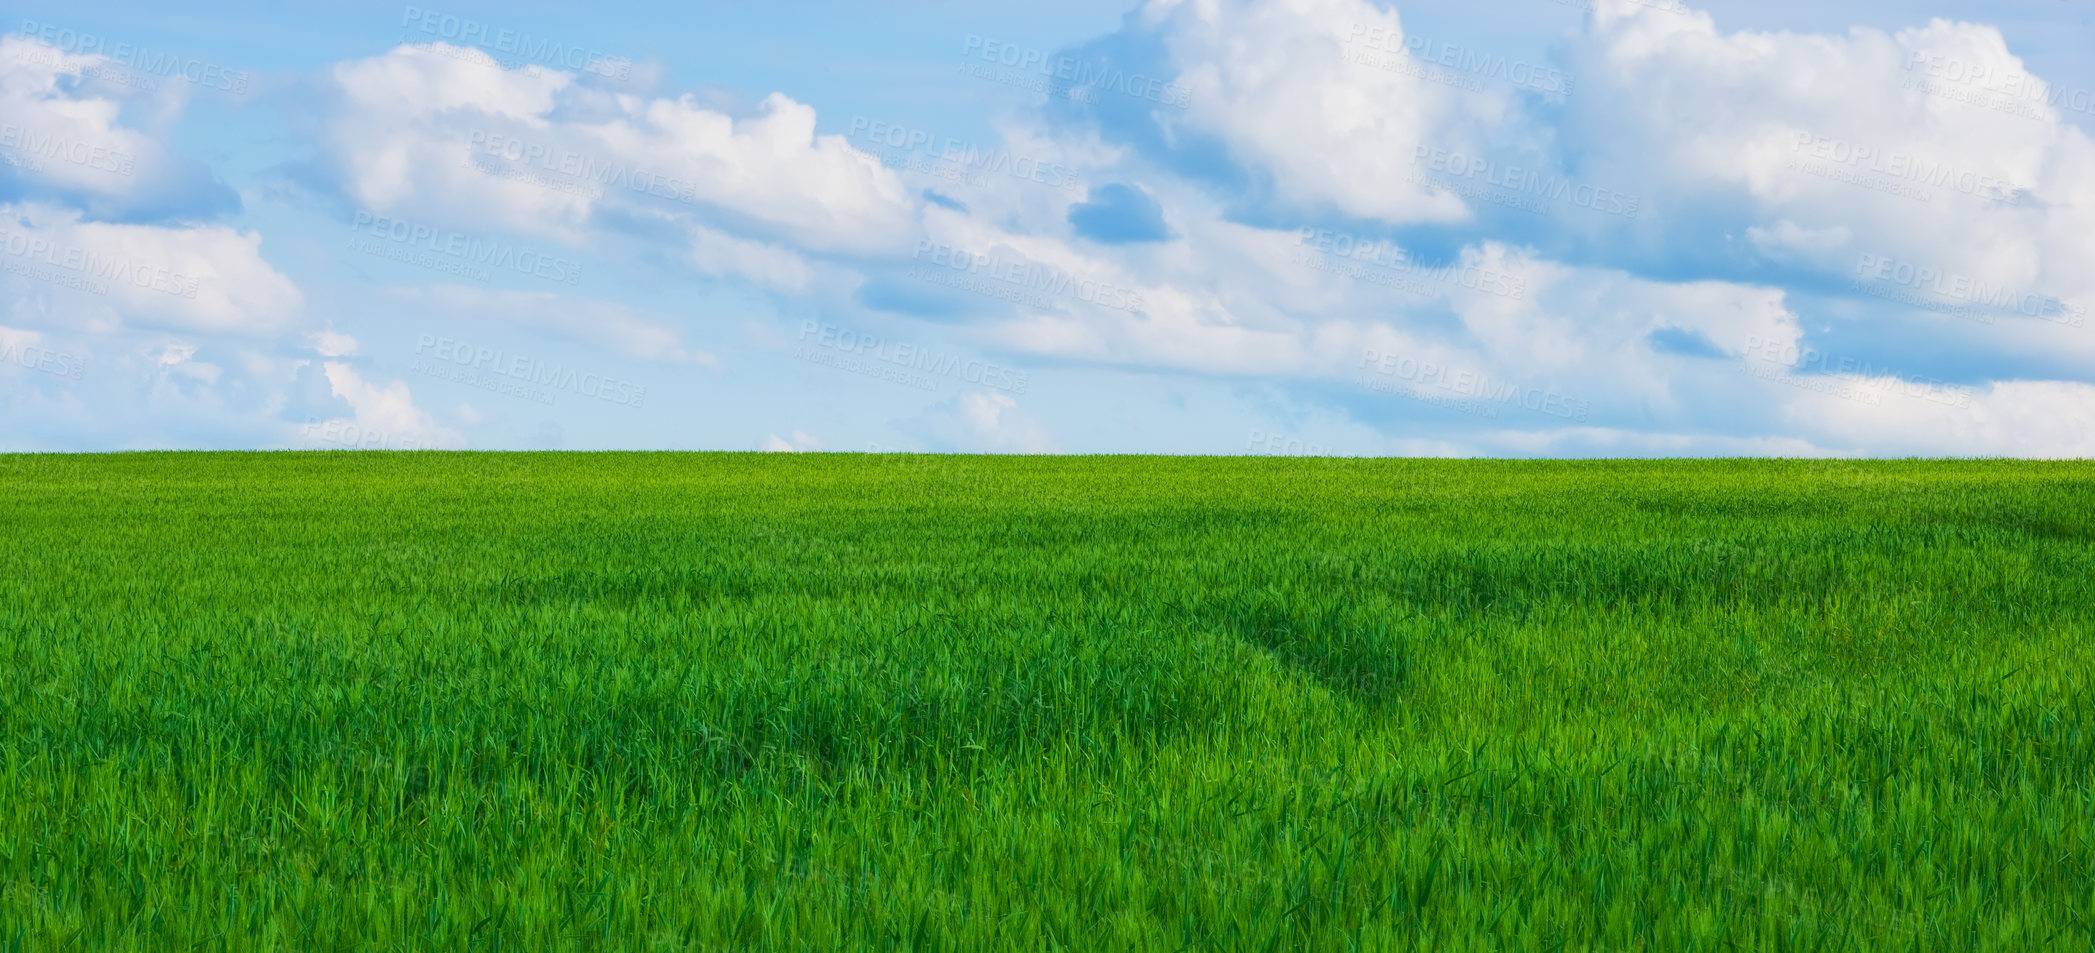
(0, 453, 2090, 952)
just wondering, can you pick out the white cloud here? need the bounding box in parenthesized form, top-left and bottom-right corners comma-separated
(309, 329, 359, 357)
(960, 0, 2092, 457)
(1794, 378, 2095, 458)
(0, 36, 162, 197)
(1, 203, 302, 334)
(384, 284, 714, 366)
(1747, 220, 1855, 260)
(310, 361, 461, 450)
(1566, 3, 2095, 306)
(1142, 0, 1494, 223)
(389, 280, 716, 366)
(689, 224, 814, 293)
(953, 184, 1799, 403)
(910, 389, 1055, 452)
(14, 2, 2089, 458)
(328, 44, 920, 254)
(761, 429, 823, 452)
(0, 34, 236, 219)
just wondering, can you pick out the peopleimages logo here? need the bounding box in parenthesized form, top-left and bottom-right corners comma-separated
(1295, 227, 1527, 300)
(349, 211, 582, 285)
(1739, 336, 1973, 409)
(798, 320, 1030, 395)
(399, 6, 632, 80)
(300, 417, 437, 451)
(1344, 26, 1574, 95)
(0, 124, 136, 176)
(1412, 147, 1641, 218)
(911, 240, 1146, 313)
(1790, 134, 2028, 206)
(1855, 253, 2084, 326)
(1904, 50, 2095, 117)
(0, 228, 201, 299)
(1, 340, 84, 381)
(1358, 349, 1590, 421)
(845, 116, 1081, 192)
(414, 334, 646, 407)
(17, 19, 250, 93)
(464, 131, 701, 205)
(1246, 430, 1340, 456)
(959, 35, 1191, 109)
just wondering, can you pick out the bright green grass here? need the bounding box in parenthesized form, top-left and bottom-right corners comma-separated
(0, 453, 2090, 952)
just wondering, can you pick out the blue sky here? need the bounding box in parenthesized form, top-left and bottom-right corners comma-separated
(3, 0, 2091, 455)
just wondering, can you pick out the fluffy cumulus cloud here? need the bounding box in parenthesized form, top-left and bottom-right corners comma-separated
(0, 32, 333, 450)
(0, 36, 238, 219)
(0, 36, 294, 348)
(9, 2, 2095, 455)
(906, 389, 1055, 453)
(688, 224, 816, 293)
(302, 360, 462, 450)
(1, 203, 301, 334)
(923, 0, 2095, 456)
(762, 430, 824, 452)
(0, 37, 158, 196)
(382, 285, 713, 366)
(1089, 0, 2093, 312)
(1131, 0, 1501, 223)
(1564, 4, 2095, 307)
(327, 44, 920, 254)
(1809, 380, 2095, 459)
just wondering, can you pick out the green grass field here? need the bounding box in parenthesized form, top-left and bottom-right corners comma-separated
(0, 453, 2090, 951)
